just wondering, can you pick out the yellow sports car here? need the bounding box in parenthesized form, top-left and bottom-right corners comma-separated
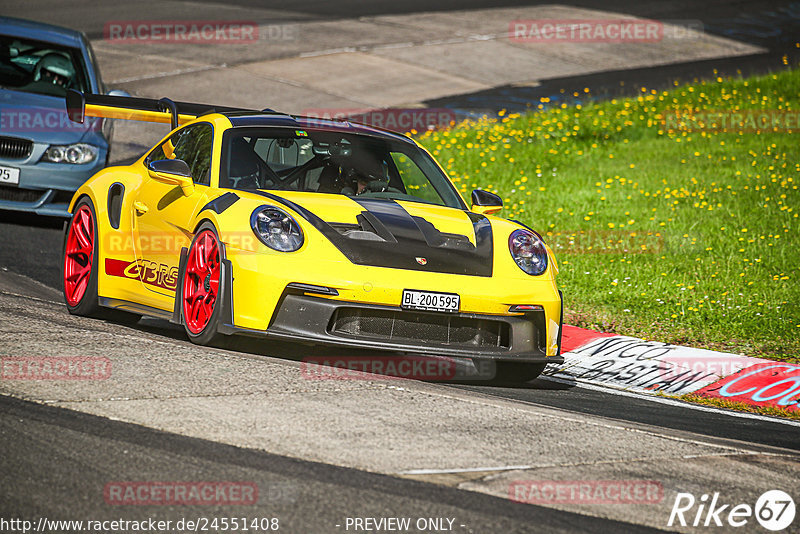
(62, 91, 563, 381)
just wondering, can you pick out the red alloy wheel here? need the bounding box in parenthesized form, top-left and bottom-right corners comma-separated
(183, 230, 221, 334)
(63, 205, 95, 306)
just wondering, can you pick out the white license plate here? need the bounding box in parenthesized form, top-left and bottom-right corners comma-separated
(402, 289, 460, 313)
(0, 166, 20, 186)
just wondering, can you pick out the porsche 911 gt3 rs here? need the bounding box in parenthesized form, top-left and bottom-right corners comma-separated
(61, 91, 564, 381)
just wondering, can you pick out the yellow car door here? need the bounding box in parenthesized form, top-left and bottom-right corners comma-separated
(131, 122, 214, 307)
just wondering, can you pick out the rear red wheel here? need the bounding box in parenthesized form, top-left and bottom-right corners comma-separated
(63, 204, 95, 307)
(63, 199, 102, 317)
(182, 226, 224, 344)
(62, 198, 141, 323)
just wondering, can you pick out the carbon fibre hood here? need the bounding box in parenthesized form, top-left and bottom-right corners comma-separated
(252, 191, 494, 277)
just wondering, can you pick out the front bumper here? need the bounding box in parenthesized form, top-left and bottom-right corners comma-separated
(0, 187, 73, 217)
(0, 150, 107, 218)
(223, 291, 563, 363)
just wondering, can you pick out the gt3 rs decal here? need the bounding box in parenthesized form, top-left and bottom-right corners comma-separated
(105, 258, 179, 291)
(253, 191, 494, 276)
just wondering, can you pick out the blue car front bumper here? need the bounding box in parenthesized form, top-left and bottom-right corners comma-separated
(0, 141, 107, 218)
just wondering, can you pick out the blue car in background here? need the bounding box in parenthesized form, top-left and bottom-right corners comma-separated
(0, 17, 122, 217)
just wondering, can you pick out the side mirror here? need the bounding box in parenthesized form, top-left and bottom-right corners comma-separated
(471, 189, 503, 215)
(106, 89, 131, 98)
(148, 159, 194, 196)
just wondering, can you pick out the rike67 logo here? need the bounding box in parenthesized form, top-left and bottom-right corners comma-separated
(669, 490, 795, 531)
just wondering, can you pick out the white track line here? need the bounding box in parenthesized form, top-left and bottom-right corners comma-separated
(399, 451, 767, 476)
(541, 375, 800, 428)
(401, 383, 769, 456)
(109, 64, 225, 84)
(402, 465, 534, 475)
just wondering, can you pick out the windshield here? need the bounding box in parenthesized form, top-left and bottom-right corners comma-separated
(220, 128, 465, 209)
(0, 35, 90, 97)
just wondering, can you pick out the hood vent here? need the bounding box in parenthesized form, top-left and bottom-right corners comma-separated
(330, 212, 474, 248)
(252, 191, 494, 276)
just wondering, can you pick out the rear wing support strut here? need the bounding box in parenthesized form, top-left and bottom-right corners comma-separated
(158, 98, 179, 130)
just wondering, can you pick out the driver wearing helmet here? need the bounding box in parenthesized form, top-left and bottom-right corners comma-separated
(341, 158, 390, 195)
(34, 53, 74, 88)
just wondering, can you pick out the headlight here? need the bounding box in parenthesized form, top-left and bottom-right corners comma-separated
(509, 229, 548, 275)
(251, 206, 304, 252)
(41, 143, 98, 164)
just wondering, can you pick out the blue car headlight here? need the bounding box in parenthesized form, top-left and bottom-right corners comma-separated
(41, 143, 98, 164)
(251, 206, 304, 252)
(509, 229, 548, 275)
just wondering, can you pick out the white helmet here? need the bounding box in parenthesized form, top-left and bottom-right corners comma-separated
(34, 53, 74, 86)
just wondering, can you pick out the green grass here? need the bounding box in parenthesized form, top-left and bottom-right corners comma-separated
(415, 66, 800, 362)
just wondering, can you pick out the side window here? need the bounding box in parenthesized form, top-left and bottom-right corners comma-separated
(257, 138, 314, 171)
(252, 138, 273, 161)
(390, 152, 444, 205)
(172, 123, 213, 186)
(146, 123, 213, 186)
(147, 143, 167, 163)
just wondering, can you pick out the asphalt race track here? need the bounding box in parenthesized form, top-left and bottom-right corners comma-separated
(2, 1, 800, 533)
(0, 203, 800, 533)
(2, 396, 658, 534)
(1, 212, 798, 453)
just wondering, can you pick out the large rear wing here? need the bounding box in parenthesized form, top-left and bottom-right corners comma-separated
(66, 90, 256, 129)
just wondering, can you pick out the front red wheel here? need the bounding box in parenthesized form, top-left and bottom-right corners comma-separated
(63, 205, 95, 307)
(182, 227, 222, 340)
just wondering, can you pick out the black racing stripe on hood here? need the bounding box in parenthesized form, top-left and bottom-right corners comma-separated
(251, 191, 493, 276)
(352, 198, 493, 276)
(352, 198, 427, 244)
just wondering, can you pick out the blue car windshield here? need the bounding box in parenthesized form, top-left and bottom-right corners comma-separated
(220, 128, 465, 209)
(0, 35, 89, 97)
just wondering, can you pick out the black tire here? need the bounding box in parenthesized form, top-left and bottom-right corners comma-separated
(492, 362, 547, 384)
(62, 197, 141, 324)
(63, 197, 102, 317)
(181, 222, 226, 346)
